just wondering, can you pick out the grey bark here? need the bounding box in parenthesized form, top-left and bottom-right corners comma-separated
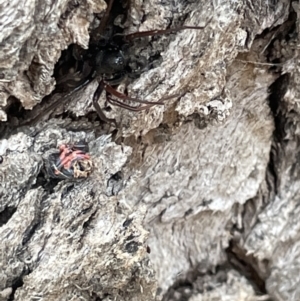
(0, 0, 298, 300)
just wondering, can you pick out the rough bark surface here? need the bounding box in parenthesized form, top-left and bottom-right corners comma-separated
(0, 0, 299, 300)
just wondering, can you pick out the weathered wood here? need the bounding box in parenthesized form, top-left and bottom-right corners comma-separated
(0, 0, 299, 300)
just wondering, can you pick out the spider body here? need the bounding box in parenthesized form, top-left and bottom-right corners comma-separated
(95, 48, 128, 76)
(57, 24, 147, 88)
(27, 0, 211, 126)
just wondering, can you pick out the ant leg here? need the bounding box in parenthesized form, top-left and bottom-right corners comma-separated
(92, 81, 118, 127)
(72, 141, 89, 153)
(53, 164, 74, 179)
(103, 82, 181, 105)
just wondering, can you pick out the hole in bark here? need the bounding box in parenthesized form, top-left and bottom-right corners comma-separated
(123, 218, 133, 228)
(5, 97, 24, 121)
(190, 113, 209, 130)
(125, 241, 140, 253)
(184, 208, 193, 217)
(107, 171, 124, 196)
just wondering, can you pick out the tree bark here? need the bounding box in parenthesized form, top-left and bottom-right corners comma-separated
(0, 0, 298, 300)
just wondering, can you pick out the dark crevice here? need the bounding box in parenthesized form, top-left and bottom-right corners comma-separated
(267, 73, 290, 195)
(222, 13, 298, 301)
(31, 169, 53, 190)
(221, 31, 294, 301)
(81, 205, 94, 216)
(22, 221, 41, 246)
(162, 249, 269, 301)
(223, 15, 298, 301)
(5, 97, 24, 121)
(7, 267, 31, 301)
(107, 171, 124, 196)
(0, 206, 17, 226)
(61, 183, 75, 199)
(81, 210, 97, 239)
(162, 263, 233, 301)
(31, 168, 62, 195)
(122, 217, 133, 228)
(226, 241, 268, 295)
(8, 278, 23, 301)
(21, 193, 48, 247)
(268, 74, 290, 123)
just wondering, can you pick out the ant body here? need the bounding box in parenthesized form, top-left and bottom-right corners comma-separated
(31, 0, 211, 126)
(46, 142, 93, 179)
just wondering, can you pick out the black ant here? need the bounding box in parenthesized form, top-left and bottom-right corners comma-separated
(27, 0, 211, 126)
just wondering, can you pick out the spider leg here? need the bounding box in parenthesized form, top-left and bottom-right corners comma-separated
(22, 75, 95, 126)
(124, 18, 212, 42)
(106, 92, 182, 111)
(105, 72, 127, 86)
(103, 82, 181, 105)
(106, 96, 156, 111)
(92, 80, 118, 127)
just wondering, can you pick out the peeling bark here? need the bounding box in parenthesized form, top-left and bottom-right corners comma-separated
(0, 0, 299, 301)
